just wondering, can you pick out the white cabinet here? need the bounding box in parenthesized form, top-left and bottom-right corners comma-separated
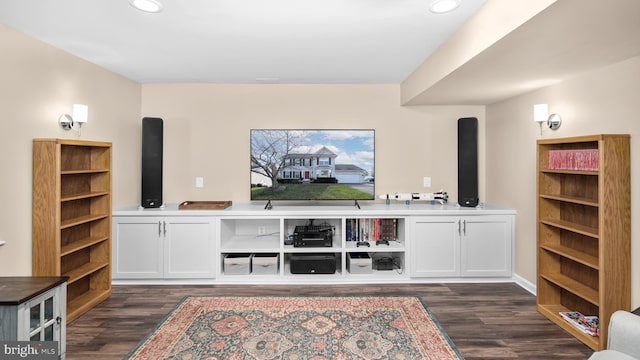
(0, 277, 67, 359)
(112, 217, 163, 279)
(410, 215, 513, 278)
(410, 217, 460, 277)
(460, 215, 512, 277)
(164, 217, 216, 278)
(112, 216, 215, 279)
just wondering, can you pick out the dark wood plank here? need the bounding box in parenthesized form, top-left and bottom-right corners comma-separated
(66, 283, 595, 359)
(0, 276, 68, 304)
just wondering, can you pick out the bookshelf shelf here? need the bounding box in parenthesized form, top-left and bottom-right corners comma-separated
(539, 218, 599, 238)
(537, 304, 600, 350)
(538, 194, 598, 207)
(539, 244, 599, 270)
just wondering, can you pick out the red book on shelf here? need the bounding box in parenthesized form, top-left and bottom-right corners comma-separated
(548, 149, 599, 171)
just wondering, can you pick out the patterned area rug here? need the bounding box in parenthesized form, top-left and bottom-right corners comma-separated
(126, 296, 463, 360)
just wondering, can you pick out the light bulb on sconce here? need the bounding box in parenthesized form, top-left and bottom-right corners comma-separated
(59, 104, 88, 131)
(533, 103, 561, 131)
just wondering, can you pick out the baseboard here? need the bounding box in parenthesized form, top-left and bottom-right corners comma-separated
(513, 273, 536, 295)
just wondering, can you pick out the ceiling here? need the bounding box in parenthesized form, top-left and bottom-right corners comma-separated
(0, 0, 486, 84)
(402, 0, 640, 105)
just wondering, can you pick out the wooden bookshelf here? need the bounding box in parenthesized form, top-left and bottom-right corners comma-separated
(33, 139, 112, 323)
(536, 135, 630, 350)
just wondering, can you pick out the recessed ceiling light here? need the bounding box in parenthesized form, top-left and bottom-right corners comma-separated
(429, 0, 461, 14)
(129, 0, 163, 13)
(255, 77, 281, 84)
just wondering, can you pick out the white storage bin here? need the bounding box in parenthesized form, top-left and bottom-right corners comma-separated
(252, 253, 279, 275)
(347, 252, 372, 274)
(224, 253, 252, 275)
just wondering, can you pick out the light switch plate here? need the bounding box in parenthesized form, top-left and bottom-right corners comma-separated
(195, 177, 204, 188)
(423, 177, 431, 188)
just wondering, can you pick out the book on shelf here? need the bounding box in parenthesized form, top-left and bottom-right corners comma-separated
(559, 311, 599, 337)
(345, 218, 397, 242)
(548, 149, 599, 171)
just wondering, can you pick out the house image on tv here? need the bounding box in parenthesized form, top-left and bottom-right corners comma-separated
(279, 146, 368, 184)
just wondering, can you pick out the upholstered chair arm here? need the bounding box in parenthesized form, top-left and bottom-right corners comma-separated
(607, 311, 640, 358)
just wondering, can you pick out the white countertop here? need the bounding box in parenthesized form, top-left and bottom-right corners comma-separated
(113, 201, 516, 217)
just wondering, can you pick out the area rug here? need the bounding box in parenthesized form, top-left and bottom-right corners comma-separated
(126, 296, 463, 360)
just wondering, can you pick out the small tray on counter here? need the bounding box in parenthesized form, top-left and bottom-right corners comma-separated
(178, 201, 232, 210)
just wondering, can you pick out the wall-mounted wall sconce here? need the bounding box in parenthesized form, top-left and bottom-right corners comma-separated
(59, 104, 88, 131)
(533, 103, 561, 130)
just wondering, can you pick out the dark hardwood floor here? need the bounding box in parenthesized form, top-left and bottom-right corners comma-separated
(66, 283, 595, 359)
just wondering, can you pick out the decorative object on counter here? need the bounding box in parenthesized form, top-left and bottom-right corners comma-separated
(178, 201, 232, 210)
(378, 191, 448, 205)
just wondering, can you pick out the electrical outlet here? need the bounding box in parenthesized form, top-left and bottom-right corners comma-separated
(423, 176, 431, 188)
(258, 226, 266, 235)
(195, 177, 204, 188)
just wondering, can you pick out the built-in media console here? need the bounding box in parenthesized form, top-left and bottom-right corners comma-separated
(111, 203, 515, 284)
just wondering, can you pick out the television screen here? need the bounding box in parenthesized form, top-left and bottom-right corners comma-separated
(251, 129, 375, 201)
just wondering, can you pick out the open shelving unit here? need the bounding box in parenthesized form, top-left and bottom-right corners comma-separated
(217, 216, 407, 280)
(536, 134, 630, 350)
(33, 139, 112, 323)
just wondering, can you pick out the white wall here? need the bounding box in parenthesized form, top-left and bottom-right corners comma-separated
(140, 84, 485, 204)
(486, 55, 640, 308)
(0, 24, 141, 275)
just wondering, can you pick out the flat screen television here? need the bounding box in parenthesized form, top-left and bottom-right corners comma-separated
(251, 129, 375, 201)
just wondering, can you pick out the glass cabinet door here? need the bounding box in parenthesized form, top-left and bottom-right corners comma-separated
(26, 291, 59, 342)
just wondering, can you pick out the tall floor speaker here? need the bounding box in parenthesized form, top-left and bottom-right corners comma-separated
(458, 117, 479, 207)
(141, 117, 163, 208)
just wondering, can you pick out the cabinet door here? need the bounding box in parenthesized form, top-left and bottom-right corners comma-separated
(164, 217, 216, 279)
(112, 217, 163, 279)
(410, 217, 460, 277)
(20, 283, 66, 357)
(460, 215, 513, 277)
